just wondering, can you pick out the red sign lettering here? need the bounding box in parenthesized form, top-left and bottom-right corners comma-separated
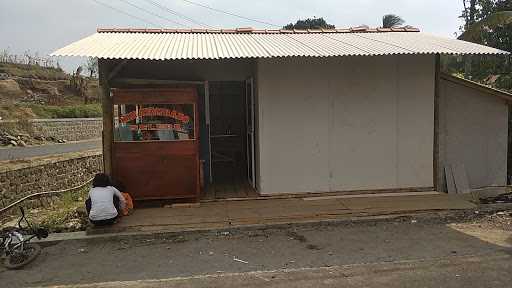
(119, 106, 191, 124)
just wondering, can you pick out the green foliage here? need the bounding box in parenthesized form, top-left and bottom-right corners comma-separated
(461, 11, 512, 47)
(28, 186, 90, 233)
(0, 101, 102, 120)
(459, 0, 512, 51)
(27, 103, 102, 118)
(382, 14, 405, 28)
(495, 74, 512, 90)
(446, 0, 512, 92)
(283, 17, 335, 30)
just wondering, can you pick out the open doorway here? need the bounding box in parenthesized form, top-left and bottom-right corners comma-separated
(203, 81, 258, 199)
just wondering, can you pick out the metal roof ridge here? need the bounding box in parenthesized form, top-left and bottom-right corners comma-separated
(96, 26, 421, 34)
(352, 33, 417, 53)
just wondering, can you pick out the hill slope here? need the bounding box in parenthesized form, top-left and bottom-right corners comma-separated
(0, 62, 100, 120)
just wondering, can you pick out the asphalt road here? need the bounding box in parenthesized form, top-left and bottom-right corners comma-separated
(35, 254, 512, 288)
(0, 139, 102, 161)
(1, 215, 511, 287)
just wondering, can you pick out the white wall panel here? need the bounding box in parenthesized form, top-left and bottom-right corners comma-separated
(257, 55, 435, 194)
(439, 79, 508, 189)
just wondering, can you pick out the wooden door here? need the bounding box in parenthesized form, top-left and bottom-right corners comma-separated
(112, 88, 200, 201)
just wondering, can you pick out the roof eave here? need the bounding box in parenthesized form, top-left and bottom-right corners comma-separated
(441, 72, 512, 102)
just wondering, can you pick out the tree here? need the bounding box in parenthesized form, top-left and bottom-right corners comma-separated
(85, 57, 98, 78)
(76, 65, 83, 77)
(459, 0, 512, 50)
(462, 0, 478, 28)
(382, 14, 405, 28)
(460, 10, 512, 44)
(452, 0, 512, 90)
(283, 17, 335, 30)
(69, 65, 89, 103)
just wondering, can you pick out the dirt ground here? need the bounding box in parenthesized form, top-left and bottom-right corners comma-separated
(465, 210, 512, 231)
(1, 209, 511, 288)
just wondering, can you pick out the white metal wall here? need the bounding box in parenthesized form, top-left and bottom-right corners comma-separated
(439, 78, 508, 190)
(256, 55, 436, 194)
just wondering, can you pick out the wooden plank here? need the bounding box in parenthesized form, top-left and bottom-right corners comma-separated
(99, 59, 113, 175)
(434, 54, 441, 191)
(445, 165, 457, 194)
(205, 181, 259, 200)
(113, 88, 198, 104)
(303, 191, 440, 201)
(170, 203, 201, 208)
(452, 164, 471, 194)
(112, 78, 204, 87)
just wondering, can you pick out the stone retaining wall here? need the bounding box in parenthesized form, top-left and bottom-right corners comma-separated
(0, 118, 102, 142)
(0, 150, 102, 209)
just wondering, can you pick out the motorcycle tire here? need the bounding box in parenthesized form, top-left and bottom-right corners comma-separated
(4, 243, 41, 269)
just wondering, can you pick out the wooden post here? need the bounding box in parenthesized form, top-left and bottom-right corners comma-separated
(98, 59, 113, 175)
(433, 54, 441, 191)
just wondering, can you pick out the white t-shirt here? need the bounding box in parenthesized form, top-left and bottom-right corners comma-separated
(88, 186, 126, 221)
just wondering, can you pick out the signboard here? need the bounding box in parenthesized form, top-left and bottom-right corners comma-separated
(113, 103, 195, 142)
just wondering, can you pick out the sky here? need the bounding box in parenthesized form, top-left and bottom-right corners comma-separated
(0, 0, 465, 72)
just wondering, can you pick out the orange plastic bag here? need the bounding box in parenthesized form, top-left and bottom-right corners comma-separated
(121, 192, 134, 216)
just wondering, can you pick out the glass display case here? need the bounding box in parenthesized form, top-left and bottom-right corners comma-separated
(114, 103, 195, 142)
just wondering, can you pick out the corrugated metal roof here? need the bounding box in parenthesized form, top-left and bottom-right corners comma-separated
(51, 28, 509, 60)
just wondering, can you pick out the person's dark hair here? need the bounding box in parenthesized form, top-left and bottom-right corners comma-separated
(92, 173, 111, 188)
(110, 179, 126, 192)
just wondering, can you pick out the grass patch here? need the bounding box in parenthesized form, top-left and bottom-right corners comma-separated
(27, 103, 102, 118)
(0, 103, 35, 120)
(0, 62, 68, 81)
(27, 186, 90, 233)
